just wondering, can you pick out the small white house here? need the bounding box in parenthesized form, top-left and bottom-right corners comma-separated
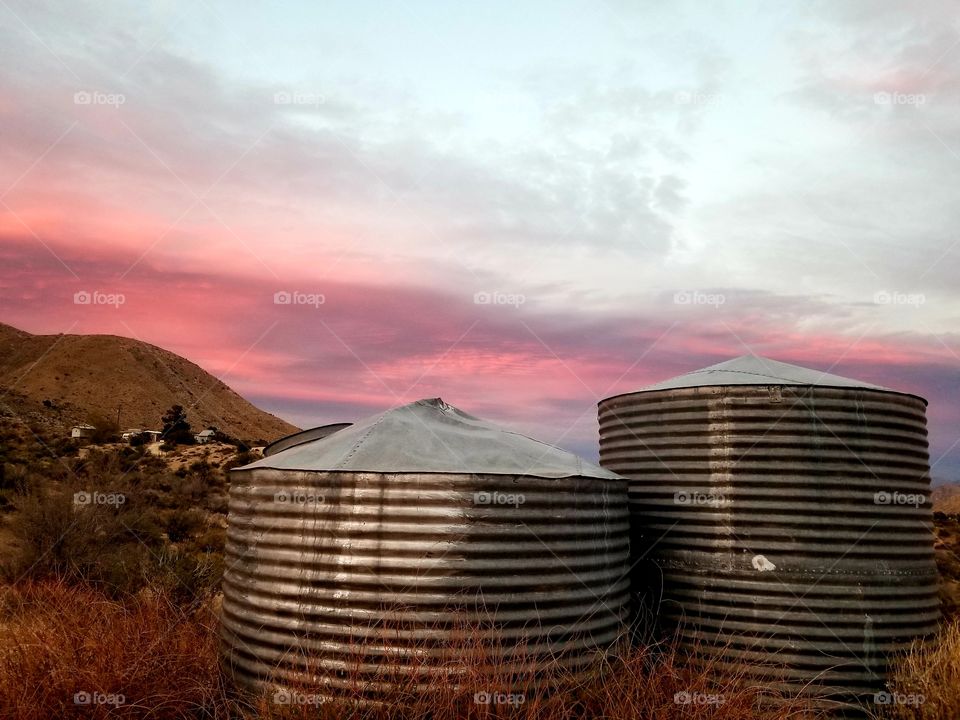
(122, 429, 163, 444)
(71, 424, 96, 440)
(195, 428, 217, 444)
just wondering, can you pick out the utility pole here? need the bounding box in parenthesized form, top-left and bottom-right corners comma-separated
(116, 403, 121, 430)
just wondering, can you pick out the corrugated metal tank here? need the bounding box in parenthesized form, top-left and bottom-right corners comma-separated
(598, 356, 939, 705)
(222, 398, 630, 701)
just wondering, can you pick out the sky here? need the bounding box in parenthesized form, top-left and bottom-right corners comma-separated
(1, 0, 958, 478)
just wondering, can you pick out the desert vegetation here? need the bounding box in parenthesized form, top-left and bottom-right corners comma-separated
(1, 416, 958, 719)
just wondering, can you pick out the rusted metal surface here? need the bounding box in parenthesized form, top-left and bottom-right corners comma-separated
(221, 399, 630, 701)
(598, 359, 939, 705)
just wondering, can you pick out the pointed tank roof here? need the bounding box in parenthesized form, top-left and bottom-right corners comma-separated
(240, 398, 620, 479)
(607, 355, 921, 400)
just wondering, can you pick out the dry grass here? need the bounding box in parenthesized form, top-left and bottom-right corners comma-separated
(1, 580, 957, 719)
(0, 580, 835, 720)
(0, 580, 238, 720)
(872, 621, 960, 720)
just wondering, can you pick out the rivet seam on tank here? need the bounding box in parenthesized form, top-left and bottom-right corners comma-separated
(334, 415, 386, 469)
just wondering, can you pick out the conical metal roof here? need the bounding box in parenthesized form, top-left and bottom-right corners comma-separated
(615, 355, 904, 395)
(241, 397, 620, 479)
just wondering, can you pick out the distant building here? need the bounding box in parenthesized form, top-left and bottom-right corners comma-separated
(122, 429, 163, 444)
(121, 428, 144, 442)
(71, 424, 96, 440)
(195, 428, 217, 444)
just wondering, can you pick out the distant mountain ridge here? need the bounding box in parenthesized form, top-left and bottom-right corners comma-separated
(0, 322, 298, 443)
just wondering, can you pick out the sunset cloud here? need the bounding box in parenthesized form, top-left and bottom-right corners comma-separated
(1, 1, 957, 477)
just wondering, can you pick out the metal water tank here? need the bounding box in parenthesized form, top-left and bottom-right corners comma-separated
(222, 398, 629, 701)
(598, 356, 939, 705)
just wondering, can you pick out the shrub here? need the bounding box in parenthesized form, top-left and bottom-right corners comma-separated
(165, 509, 206, 543)
(188, 526, 226, 554)
(86, 413, 121, 444)
(5, 487, 155, 596)
(189, 459, 215, 483)
(150, 547, 223, 606)
(223, 450, 252, 472)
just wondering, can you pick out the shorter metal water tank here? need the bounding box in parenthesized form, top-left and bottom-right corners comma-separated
(222, 398, 629, 702)
(598, 356, 940, 706)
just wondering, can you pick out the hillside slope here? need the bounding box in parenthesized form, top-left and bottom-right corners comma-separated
(0, 322, 297, 442)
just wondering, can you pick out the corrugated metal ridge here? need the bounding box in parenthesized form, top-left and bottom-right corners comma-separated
(599, 357, 927, 405)
(601, 381, 927, 406)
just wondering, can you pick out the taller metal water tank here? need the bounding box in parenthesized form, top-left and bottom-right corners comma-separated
(222, 398, 629, 702)
(598, 356, 939, 705)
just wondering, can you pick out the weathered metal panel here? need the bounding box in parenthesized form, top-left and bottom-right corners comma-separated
(262, 423, 352, 458)
(221, 469, 630, 699)
(598, 383, 939, 704)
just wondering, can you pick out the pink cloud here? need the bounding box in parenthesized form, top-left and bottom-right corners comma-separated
(3, 234, 958, 476)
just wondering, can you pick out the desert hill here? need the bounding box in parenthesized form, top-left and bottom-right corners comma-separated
(0, 322, 297, 443)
